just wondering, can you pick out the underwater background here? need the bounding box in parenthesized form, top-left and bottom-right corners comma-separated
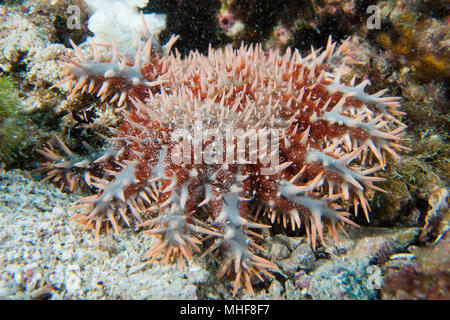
(0, 0, 448, 300)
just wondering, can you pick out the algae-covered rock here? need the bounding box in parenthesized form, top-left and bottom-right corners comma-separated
(0, 77, 38, 166)
(382, 230, 450, 299)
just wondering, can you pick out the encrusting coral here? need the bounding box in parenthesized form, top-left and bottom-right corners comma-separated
(42, 26, 409, 296)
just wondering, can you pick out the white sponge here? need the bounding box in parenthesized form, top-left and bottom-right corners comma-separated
(84, 0, 166, 50)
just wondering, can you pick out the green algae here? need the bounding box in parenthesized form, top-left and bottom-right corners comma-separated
(0, 76, 32, 166)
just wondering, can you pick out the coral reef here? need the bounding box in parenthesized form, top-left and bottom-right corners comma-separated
(357, 1, 450, 229)
(0, 5, 83, 169)
(374, 0, 450, 81)
(0, 2, 128, 169)
(0, 3, 72, 132)
(0, 0, 447, 300)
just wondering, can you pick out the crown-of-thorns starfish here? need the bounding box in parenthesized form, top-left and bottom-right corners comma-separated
(43, 35, 409, 296)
